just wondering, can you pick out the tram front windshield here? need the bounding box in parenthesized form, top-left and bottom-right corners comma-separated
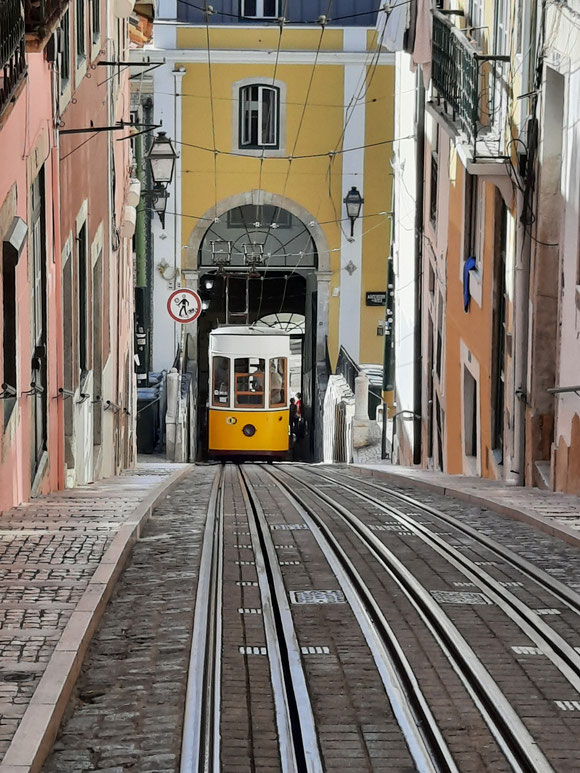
(235, 357, 265, 407)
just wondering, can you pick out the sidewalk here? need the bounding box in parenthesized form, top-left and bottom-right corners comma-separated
(0, 462, 192, 773)
(355, 462, 580, 549)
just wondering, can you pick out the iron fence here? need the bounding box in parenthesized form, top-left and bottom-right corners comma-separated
(24, 0, 64, 34)
(1, 0, 26, 118)
(431, 11, 510, 160)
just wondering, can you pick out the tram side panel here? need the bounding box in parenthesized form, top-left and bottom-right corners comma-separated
(209, 409, 289, 455)
(207, 328, 292, 459)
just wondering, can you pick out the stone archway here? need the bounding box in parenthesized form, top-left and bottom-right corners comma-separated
(182, 190, 332, 461)
(183, 189, 331, 371)
(184, 189, 331, 275)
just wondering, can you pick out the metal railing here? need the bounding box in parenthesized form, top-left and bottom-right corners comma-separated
(431, 11, 510, 160)
(336, 346, 360, 394)
(1, 0, 26, 118)
(24, 0, 64, 36)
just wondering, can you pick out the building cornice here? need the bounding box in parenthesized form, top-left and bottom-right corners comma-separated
(133, 48, 394, 66)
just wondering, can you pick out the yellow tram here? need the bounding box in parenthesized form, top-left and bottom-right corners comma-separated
(208, 326, 291, 459)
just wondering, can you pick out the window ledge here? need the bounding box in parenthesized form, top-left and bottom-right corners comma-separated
(469, 267, 482, 308)
(456, 141, 510, 176)
(236, 146, 286, 158)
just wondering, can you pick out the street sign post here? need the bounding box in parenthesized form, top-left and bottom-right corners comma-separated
(167, 288, 202, 324)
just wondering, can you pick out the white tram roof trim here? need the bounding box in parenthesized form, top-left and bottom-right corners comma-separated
(210, 325, 292, 358)
(210, 325, 290, 337)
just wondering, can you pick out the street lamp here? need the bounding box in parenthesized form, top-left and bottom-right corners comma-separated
(146, 131, 178, 187)
(343, 186, 364, 237)
(150, 184, 169, 228)
(210, 240, 232, 271)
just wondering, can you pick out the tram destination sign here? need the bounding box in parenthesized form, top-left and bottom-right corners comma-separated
(365, 291, 386, 306)
(167, 288, 202, 324)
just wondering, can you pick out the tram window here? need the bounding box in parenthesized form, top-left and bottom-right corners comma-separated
(234, 357, 265, 407)
(212, 356, 230, 406)
(269, 357, 286, 407)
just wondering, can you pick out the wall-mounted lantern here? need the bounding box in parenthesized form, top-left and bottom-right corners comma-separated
(150, 184, 169, 228)
(343, 186, 363, 237)
(146, 131, 178, 188)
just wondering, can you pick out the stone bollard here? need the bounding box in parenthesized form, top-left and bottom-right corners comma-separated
(165, 368, 180, 460)
(353, 372, 371, 448)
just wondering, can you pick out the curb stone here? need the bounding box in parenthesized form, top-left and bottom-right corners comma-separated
(354, 464, 580, 551)
(0, 464, 193, 773)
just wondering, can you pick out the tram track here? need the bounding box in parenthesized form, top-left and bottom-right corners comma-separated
(288, 466, 580, 690)
(181, 462, 578, 771)
(321, 466, 580, 615)
(266, 464, 558, 772)
(181, 466, 224, 772)
(181, 464, 324, 773)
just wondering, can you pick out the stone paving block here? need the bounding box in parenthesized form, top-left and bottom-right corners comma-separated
(0, 463, 192, 771)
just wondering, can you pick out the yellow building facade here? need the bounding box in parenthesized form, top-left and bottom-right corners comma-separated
(136, 10, 395, 456)
(176, 27, 394, 363)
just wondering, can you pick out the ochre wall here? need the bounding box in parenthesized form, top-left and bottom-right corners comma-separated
(444, 168, 495, 476)
(179, 49, 394, 367)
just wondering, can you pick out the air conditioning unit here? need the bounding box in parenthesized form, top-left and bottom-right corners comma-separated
(115, 0, 136, 19)
(120, 205, 137, 239)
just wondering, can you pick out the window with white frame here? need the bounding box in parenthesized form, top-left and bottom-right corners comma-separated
(76, 0, 86, 63)
(240, 85, 279, 148)
(59, 10, 71, 91)
(241, 0, 279, 19)
(91, 0, 100, 46)
(495, 0, 510, 55)
(469, 0, 485, 45)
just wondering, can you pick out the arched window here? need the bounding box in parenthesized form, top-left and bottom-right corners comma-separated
(240, 85, 279, 149)
(241, 0, 279, 19)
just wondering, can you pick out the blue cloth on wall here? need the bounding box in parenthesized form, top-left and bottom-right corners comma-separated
(463, 256, 477, 311)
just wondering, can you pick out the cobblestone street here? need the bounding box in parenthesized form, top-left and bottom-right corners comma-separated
(43, 466, 216, 773)
(0, 463, 191, 770)
(0, 461, 578, 771)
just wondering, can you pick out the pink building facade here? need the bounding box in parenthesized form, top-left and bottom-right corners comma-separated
(0, 0, 136, 512)
(0, 3, 62, 509)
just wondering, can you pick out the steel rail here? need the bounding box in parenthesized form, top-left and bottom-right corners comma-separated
(331, 467, 580, 614)
(238, 465, 323, 773)
(180, 466, 223, 773)
(272, 465, 555, 773)
(298, 467, 580, 691)
(261, 468, 459, 773)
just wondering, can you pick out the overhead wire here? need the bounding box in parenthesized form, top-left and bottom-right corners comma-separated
(175, 0, 402, 321)
(258, 0, 333, 318)
(175, 0, 401, 26)
(203, 2, 219, 215)
(153, 87, 390, 109)
(314, 4, 391, 238)
(174, 133, 413, 159)
(255, 0, 290, 321)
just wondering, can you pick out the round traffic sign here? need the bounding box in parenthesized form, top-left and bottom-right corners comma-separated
(167, 288, 202, 324)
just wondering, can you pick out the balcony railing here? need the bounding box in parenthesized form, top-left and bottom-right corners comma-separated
(431, 11, 510, 161)
(24, 0, 65, 38)
(1, 0, 27, 119)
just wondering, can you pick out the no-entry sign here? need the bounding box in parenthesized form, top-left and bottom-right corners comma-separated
(167, 288, 202, 324)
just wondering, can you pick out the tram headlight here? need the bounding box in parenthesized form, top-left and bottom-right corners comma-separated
(242, 424, 256, 437)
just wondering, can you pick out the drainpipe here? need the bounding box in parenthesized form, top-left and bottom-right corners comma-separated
(511, 224, 530, 484)
(135, 132, 146, 289)
(413, 74, 425, 466)
(382, 252, 395, 459)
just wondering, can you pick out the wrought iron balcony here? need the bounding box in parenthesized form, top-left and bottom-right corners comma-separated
(24, 0, 66, 40)
(431, 11, 510, 161)
(1, 0, 27, 119)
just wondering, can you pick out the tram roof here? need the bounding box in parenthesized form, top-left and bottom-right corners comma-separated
(210, 325, 290, 337)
